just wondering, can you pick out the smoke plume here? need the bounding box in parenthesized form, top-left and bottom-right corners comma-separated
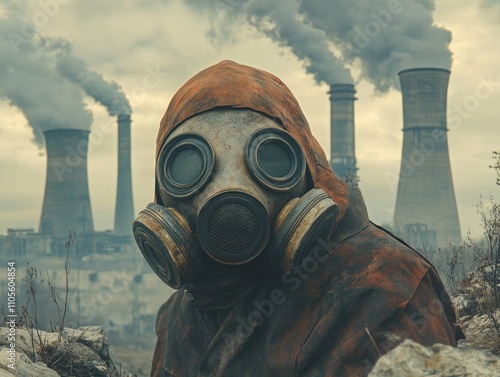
(56, 53, 131, 116)
(0, 2, 92, 144)
(187, 0, 452, 92)
(0, 1, 131, 146)
(187, 0, 353, 85)
(246, 0, 353, 84)
(299, 0, 452, 92)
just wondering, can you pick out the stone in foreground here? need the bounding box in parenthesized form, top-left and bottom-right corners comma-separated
(369, 339, 500, 377)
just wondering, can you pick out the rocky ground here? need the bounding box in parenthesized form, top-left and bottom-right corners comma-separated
(2, 310, 500, 376)
(458, 311, 500, 354)
(369, 309, 500, 376)
(0, 325, 137, 376)
(369, 339, 500, 376)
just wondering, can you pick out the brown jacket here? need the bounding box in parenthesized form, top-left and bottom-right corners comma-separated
(151, 60, 462, 377)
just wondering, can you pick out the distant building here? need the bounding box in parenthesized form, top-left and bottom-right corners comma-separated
(0, 228, 51, 255)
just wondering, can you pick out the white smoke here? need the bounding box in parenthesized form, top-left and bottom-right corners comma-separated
(299, 0, 453, 92)
(0, 1, 131, 146)
(246, 0, 353, 84)
(186, 0, 452, 92)
(56, 53, 131, 116)
(0, 2, 92, 144)
(187, 0, 353, 85)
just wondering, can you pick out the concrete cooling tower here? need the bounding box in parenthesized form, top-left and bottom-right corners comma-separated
(39, 129, 94, 238)
(393, 68, 461, 248)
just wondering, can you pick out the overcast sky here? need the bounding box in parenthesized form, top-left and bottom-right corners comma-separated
(0, 0, 499, 241)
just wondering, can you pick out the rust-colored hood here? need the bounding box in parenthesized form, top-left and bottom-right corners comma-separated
(154, 60, 349, 225)
(150, 61, 462, 377)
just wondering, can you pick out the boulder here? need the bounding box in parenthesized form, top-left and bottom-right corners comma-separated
(0, 347, 59, 377)
(458, 311, 500, 353)
(369, 339, 500, 377)
(0, 326, 136, 377)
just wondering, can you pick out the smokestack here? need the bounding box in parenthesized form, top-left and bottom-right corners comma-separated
(329, 84, 358, 180)
(39, 129, 94, 238)
(393, 68, 461, 248)
(114, 114, 135, 237)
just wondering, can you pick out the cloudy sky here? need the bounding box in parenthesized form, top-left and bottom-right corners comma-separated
(0, 0, 499, 241)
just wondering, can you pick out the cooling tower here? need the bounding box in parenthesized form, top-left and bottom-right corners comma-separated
(39, 129, 94, 238)
(393, 68, 461, 248)
(114, 114, 135, 237)
(329, 84, 358, 181)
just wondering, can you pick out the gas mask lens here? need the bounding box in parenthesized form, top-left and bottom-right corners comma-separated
(245, 128, 306, 191)
(157, 134, 215, 198)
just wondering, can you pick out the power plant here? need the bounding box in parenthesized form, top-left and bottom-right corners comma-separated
(114, 114, 135, 238)
(393, 68, 461, 248)
(2, 69, 463, 255)
(5, 114, 137, 256)
(329, 84, 358, 181)
(39, 129, 94, 239)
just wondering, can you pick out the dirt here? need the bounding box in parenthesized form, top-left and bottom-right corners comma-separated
(111, 345, 154, 377)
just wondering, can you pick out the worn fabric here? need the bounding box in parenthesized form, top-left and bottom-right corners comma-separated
(151, 60, 463, 377)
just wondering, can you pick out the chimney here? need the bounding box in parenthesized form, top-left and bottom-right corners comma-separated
(393, 68, 461, 248)
(39, 129, 94, 238)
(329, 84, 358, 181)
(114, 114, 135, 237)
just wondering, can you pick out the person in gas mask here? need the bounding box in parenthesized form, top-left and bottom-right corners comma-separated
(133, 60, 463, 377)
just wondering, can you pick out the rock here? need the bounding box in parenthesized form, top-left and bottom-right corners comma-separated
(0, 328, 36, 360)
(48, 340, 108, 376)
(0, 348, 59, 377)
(369, 339, 500, 377)
(458, 310, 500, 354)
(77, 326, 109, 358)
(0, 326, 137, 377)
(48, 326, 110, 359)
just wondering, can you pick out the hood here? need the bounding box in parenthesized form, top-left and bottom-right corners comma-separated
(154, 60, 350, 226)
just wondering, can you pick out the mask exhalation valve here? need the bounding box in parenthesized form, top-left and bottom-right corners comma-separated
(197, 192, 271, 265)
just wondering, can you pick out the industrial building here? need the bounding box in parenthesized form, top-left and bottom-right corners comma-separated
(0, 115, 136, 257)
(1, 70, 462, 256)
(393, 68, 462, 249)
(326, 69, 461, 250)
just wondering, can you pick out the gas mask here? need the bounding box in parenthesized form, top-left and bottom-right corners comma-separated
(133, 109, 338, 289)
